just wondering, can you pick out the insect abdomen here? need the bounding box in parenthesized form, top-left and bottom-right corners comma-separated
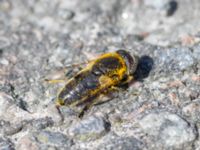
(57, 71, 101, 106)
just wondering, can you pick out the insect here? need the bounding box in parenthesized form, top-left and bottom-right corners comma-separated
(54, 50, 138, 117)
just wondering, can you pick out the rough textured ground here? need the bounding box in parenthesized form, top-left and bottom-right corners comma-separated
(0, 0, 200, 149)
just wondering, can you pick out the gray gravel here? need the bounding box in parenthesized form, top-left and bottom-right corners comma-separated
(138, 111, 196, 149)
(68, 114, 110, 141)
(16, 131, 74, 150)
(97, 133, 144, 150)
(0, 0, 200, 149)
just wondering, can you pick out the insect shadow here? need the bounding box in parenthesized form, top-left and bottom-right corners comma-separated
(133, 55, 154, 82)
(167, 0, 178, 17)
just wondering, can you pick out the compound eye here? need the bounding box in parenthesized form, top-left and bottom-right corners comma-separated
(116, 50, 138, 75)
(129, 55, 139, 75)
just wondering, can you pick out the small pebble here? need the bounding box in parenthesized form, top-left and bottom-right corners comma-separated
(68, 115, 111, 141)
(139, 111, 197, 149)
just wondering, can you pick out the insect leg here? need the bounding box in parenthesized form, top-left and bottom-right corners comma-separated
(81, 51, 101, 60)
(78, 96, 99, 118)
(78, 104, 90, 118)
(116, 75, 133, 89)
(64, 50, 104, 71)
(42, 68, 69, 84)
(121, 75, 133, 85)
(102, 85, 127, 94)
(63, 61, 89, 69)
(55, 105, 64, 122)
(44, 79, 66, 84)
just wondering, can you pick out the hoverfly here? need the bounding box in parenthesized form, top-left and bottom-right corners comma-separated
(50, 50, 138, 118)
